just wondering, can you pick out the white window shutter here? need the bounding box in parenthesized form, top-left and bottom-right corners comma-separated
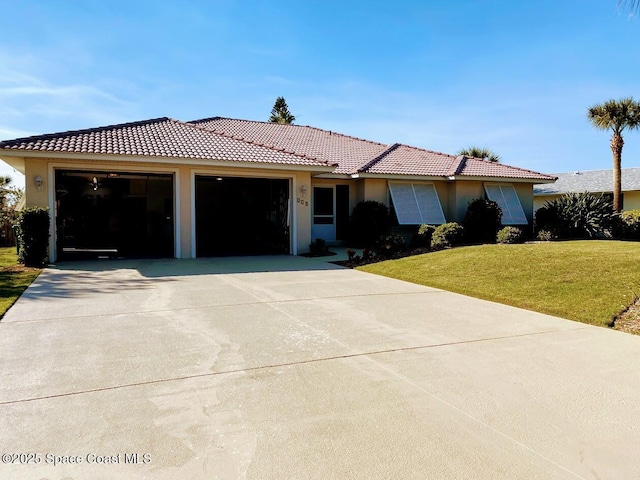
(389, 183, 422, 224)
(484, 184, 528, 225)
(500, 185, 528, 224)
(389, 182, 446, 225)
(413, 184, 446, 224)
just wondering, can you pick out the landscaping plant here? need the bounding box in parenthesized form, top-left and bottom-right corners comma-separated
(431, 222, 464, 250)
(534, 192, 615, 239)
(349, 201, 390, 247)
(618, 210, 640, 239)
(308, 238, 329, 256)
(497, 226, 525, 244)
(17, 207, 50, 267)
(411, 224, 436, 248)
(373, 233, 406, 258)
(462, 198, 502, 244)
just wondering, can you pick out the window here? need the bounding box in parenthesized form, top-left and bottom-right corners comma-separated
(313, 187, 334, 225)
(388, 182, 446, 225)
(484, 184, 528, 225)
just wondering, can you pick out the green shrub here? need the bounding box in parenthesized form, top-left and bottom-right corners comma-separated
(18, 207, 50, 267)
(411, 224, 436, 248)
(431, 222, 464, 250)
(462, 198, 502, 244)
(308, 238, 329, 256)
(534, 192, 614, 239)
(536, 230, 554, 242)
(373, 233, 406, 258)
(619, 210, 640, 239)
(497, 226, 525, 244)
(349, 201, 390, 247)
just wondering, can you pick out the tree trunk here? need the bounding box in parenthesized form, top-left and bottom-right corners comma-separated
(610, 132, 624, 213)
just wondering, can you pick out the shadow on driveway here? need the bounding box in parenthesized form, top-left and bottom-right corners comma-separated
(14, 255, 345, 303)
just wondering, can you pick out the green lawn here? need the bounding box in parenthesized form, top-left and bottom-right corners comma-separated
(358, 241, 640, 328)
(0, 246, 41, 318)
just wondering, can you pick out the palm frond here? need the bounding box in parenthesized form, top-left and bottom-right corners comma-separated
(618, 0, 640, 14)
(587, 97, 640, 133)
(457, 146, 501, 163)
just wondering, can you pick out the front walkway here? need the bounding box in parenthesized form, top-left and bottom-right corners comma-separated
(1, 256, 639, 479)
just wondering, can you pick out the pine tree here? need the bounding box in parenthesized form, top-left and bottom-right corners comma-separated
(269, 97, 296, 124)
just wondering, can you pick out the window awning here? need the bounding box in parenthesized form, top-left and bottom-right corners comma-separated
(388, 182, 446, 225)
(484, 184, 528, 225)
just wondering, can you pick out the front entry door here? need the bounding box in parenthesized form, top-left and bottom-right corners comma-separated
(311, 186, 335, 242)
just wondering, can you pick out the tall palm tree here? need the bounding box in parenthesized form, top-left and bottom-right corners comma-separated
(587, 97, 640, 212)
(457, 146, 501, 163)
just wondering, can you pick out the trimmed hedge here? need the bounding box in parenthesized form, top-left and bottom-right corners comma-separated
(462, 198, 502, 244)
(497, 226, 525, 244)
(349, 201, 390, 247)
(619, 210, 640, 239)
(18, 207, 50, 267)
(431, 222, 464, 250)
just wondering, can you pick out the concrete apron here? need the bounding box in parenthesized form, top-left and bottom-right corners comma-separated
(1, 256, 639, 479)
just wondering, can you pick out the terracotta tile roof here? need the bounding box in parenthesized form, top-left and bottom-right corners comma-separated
(190, 116, 389, 174)
(451, 155, 556, 181)
(363, 144, 460, 176)
(191, 117, 555, 181)
(0, 115, 555, 181)
(0, 118, 334, 168)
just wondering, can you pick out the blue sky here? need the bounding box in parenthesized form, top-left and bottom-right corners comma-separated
(1, 0, 639, 187)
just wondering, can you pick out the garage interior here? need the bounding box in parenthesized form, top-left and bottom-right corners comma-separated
(55, 170, 174, 260)
(195, 176, 290, 256)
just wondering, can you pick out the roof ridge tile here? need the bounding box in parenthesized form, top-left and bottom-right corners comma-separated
(357, 143, 400, 174)
(189, 116, 388, 148)
(461, 156, 557, 179)
(0, 117, 171, 148)
(174, 118, 334, 167)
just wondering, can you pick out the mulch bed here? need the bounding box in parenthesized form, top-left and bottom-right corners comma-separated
(614, 298, 640, 335)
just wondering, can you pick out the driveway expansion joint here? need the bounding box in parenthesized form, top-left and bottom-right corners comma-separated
(0, 326, 586, 407)
(0, 290, 441, 325)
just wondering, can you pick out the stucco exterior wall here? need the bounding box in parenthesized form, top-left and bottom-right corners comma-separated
(533, 195, 555, 211)
(450, 181, 484, 222)
(295, 171, 312, 254)
(514, 183, 534, 224)
(24, 158, 49, 208)
(624, 191, 640, 210)
(363, 178, 388, 205)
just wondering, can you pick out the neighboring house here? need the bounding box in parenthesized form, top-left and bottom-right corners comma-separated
(0, 116, 555, 261)
(533, 168, 640, 211)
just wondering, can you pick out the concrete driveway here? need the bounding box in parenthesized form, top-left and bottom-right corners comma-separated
(1, 256, 639, 479)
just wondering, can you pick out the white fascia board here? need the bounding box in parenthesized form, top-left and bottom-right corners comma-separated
(351, 173, 447, 182)
(1, 150, 336, 174)
(449, 175, 556, 184)
(313, 173, 351, 179)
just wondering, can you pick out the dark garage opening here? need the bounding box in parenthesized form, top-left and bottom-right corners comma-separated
(55, 170, 174, 260)
(196, 176, 290, 256)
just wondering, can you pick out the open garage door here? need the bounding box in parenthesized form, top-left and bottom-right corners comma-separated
(55, 170, 174, 259)
(196, 176, 290, 256)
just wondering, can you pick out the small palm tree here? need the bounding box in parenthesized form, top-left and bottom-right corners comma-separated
(457, 147, 500, 163)
(269, 97, 296, 124)
(587, 97, 640, 212)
